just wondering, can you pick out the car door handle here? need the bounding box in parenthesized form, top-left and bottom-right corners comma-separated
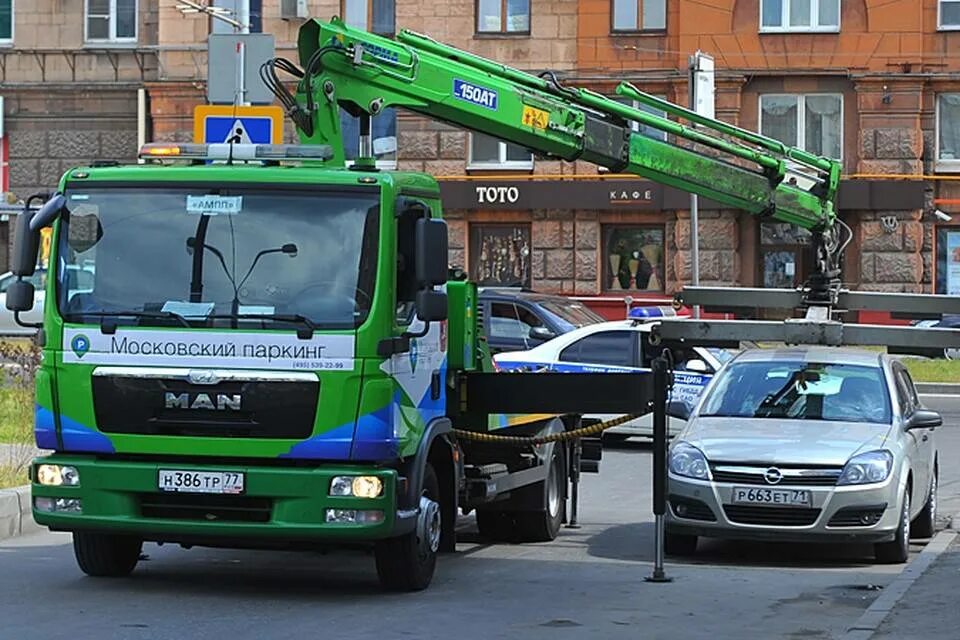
(922, 434, 929, 442)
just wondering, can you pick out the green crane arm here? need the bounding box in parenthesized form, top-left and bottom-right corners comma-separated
(267, 16, 841, 236)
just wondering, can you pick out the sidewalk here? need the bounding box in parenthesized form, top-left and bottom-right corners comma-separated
(842, 524, 960, 640)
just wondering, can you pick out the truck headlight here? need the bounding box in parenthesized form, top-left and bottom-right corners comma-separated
(838, 450, 893, 486)
(36, 464, 80, 487)
(669, 442, 711, 480)
(329, 475, 383, 498)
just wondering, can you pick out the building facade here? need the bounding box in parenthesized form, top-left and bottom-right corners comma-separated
(0, 1, 957, 316)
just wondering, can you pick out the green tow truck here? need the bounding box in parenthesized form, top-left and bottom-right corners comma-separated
(6, 17, 842, 590)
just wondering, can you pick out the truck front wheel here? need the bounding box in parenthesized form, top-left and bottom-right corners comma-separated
(375, 463, 441, 591)
(73, 532, 142, 577)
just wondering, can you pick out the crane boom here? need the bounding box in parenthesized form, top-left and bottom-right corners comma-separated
(260, 17, 845, 293)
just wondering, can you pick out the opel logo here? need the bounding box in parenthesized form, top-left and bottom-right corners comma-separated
(764, 467, 783, 485)
(187, 370, 221, 385)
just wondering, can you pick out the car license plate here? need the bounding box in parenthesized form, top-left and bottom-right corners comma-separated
(732, 487, 811, 507)
(158, 469, 245, 494)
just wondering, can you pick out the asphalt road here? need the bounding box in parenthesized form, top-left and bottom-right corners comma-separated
(3, 398, 959, 640)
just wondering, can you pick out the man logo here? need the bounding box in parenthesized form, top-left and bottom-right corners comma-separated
(165, 392, 242, 411)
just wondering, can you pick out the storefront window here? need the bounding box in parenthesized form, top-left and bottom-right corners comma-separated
(602, 226, 665, 292)
(760, 222, 812, 288)
(470, 224, 531, 287)
(935, 227, 960, 294)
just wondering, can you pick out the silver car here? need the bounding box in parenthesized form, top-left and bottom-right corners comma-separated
(665, 347, 941, 563)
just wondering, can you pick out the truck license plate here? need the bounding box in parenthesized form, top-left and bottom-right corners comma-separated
(158, 470, 245, 494)
(732, 487, 811, 507)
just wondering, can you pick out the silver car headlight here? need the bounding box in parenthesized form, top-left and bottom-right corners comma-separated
(837, 450, 893, 486)
(669, 442, 711, 480)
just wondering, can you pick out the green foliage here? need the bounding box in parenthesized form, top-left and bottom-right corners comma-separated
(903, 359, 960, 384)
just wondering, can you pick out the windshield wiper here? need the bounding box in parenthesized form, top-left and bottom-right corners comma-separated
(205, 313, 318, 339)
(69, 310, 192, 334)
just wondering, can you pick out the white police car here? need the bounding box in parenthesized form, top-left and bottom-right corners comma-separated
(493, 313, 733, 441)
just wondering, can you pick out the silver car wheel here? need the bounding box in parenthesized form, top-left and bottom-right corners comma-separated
(901, 492, 910, 555)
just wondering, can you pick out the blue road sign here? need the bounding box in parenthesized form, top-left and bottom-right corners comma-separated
(194, 105, 283, 144)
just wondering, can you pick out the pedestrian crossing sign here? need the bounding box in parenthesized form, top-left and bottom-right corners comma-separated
(193, 105, 284, 145)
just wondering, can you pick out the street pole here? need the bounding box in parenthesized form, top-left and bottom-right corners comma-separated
(688, 50, 714, 319)
(645, 355, 672, 583)
(688, 54, 701, 319)
(236, 0, 250, 107)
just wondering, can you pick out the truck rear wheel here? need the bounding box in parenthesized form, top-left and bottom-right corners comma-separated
(514, 447, 565, 543)
(375, 463, 441, 591)
(73, 532, 142, 577)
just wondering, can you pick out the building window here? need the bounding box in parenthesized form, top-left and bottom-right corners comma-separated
(936, 226, 960, 294)
(611, 0, 667, 33)
(615, 97, 667, 142)
(340, 107, 398, 169)
(0, 0, 11, 43)
(759, 94, 842, 160)
(760, 0, 839, 32)
(612, 0, 666, 32)
(937, 94, 960, 172)
(759, 222, 812, 288)
(86, 0, 137, 42)
(602, 226, 665, 293)
(468, 133, 533, 169)
(342, 0, 395, 35)
(470, 224, 531, 288)
(941, 0, 960, 29)
(210, 0, 263, 33)
(477, 0, 530, 34)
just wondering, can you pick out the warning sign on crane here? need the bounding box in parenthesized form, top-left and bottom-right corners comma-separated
(193, 105, 284, 145)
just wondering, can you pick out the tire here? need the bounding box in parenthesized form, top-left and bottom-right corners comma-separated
(875, 488, 911, 564)
(514, 446, 566, 543)
(476, 509, 516, 542)
(664, 532, 698, 556)
(911, 468, 938, 539)
(375, 464, 441, 591)
(72, 532, 142, 577)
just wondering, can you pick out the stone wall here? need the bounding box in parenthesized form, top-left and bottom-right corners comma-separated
(5, 88, 140, 200)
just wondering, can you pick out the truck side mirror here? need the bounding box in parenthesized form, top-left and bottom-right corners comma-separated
(12, 193, 65, 277)
(12, 211, 41, 277)
(416, 289, 447, 322)
(415, 218, 448, 287)
(5, 280, 36, 313)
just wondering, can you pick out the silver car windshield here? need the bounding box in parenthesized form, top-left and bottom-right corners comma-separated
(699, 361, 892, 424)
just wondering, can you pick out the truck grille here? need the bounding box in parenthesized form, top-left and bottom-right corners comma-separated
(139, 493, 273, 523)
(723, 505, 821, 526)
(93, 374, 318, 439)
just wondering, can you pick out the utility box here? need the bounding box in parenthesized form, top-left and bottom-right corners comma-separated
(280, 0, 308, 19)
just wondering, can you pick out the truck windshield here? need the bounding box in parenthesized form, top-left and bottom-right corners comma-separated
(56, 187, 380, 330)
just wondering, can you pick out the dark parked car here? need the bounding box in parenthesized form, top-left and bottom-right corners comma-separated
(478, 288, 606, 354)
(888, 315, 960, 360)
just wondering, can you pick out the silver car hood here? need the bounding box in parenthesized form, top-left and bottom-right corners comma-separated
(682, 416, 893, 466)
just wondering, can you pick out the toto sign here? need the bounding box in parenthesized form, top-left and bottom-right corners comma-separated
(474, 185, 520, 204)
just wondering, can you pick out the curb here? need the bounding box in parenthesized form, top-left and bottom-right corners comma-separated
(0, 484, 36, 542)
(915, 382, 960, 395)
(840, 521, 959, 640)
